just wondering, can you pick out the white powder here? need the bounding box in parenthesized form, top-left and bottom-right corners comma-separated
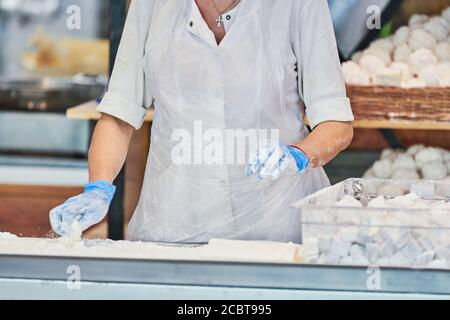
(0, 233, 303, 264)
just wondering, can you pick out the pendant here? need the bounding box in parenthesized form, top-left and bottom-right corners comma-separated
(215, 15, 223, 28)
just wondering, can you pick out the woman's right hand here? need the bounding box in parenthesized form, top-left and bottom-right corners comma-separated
(49, 181, 116, 237)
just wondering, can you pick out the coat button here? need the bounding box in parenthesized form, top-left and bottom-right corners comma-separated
(226, 15, 231, 20)
(189, 21, 194, 27)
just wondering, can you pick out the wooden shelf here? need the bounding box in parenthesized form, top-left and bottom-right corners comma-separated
(67, 101, 450, 131)
(352, 119, 450, 131)
(66, 100, 154, 122)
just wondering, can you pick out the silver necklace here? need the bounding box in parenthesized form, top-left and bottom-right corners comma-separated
(212, 0, 241, 28)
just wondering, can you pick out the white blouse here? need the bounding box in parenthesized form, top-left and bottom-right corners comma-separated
(98, 0, 353, 130)
(97, 0, 354, 243)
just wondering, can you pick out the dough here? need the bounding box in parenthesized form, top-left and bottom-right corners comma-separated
(422, 161, 448, 180)
(415, 147, 444, 168)
(409, 14, 430, 29)
(392, 154, 416, 171)
(369, 38, 395, 54)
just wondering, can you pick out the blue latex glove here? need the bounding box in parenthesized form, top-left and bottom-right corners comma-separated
(49, 181, 116, 236)
(245, 142, 310, 180)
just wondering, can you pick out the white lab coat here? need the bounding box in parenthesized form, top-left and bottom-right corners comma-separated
(97, 0, 354, 243)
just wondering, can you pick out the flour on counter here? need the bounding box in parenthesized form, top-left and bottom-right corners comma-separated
(0, 232, 303, 264)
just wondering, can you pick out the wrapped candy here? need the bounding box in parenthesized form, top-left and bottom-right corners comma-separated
(419, 64, 450, 86)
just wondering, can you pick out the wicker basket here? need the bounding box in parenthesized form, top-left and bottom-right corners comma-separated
(346, 85, 450, 122)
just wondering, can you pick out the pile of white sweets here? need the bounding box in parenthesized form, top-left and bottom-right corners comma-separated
(304, 192, 450, 269)
(364, 145, 450, 181)
(342, 7, 450, 88)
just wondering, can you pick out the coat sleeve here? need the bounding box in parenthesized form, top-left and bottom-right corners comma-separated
(97, 0, 154, 129)
(292, 0, 354, 129)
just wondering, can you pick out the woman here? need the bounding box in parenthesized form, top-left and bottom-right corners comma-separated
(50, 0, 354, 244)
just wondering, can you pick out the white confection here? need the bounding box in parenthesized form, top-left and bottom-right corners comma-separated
(363, 168, 376, 178)
(387, 192, 420, 208)
(428, 259, 448, 269)
(407, 144, 426, 156)
(358, 227, 380, 244)
(318, 236, 332, 253)
(424, 17, 450, 42)
(393, 26, 410, 47)
(394, 44, 412, 63)
(409, 14, 429, 29)
(368, 196, 389, 208)
(389, 62, 412, 81)
(381, 148, 399, 160)
(334, 195, 363, 208)
(365, 243, 380, 263)
(337, 228, 359, 243)
(378, 184, 406, 197)
(434, 42, 450, 62)
(409, 29, 437, 51)
(443, 7, 450, 23)
(402, 239, 424, 261)
(392, 154, 416, 171)
(342, 61, 361, 75)
(329, 239, 352, 258)
(408, 49, 438, 75)
(373, 159, 393, 179)
(351, 51, 363, 63)
(416, 250, 436, 265)
(402, 78, 427, 88)
(360, 55, 386, 76)
(419, 65, 443, 86)
(415, 147, 443, 168)
(374, 67, 402, 87)
(418, 236, 435, 251)
(345, 70, 371, 85)
(364, 47, 392, 66)
(420, 64, 450, 86)
(446, 161, 450, 173)
(421, 161, 448, 180)
(369, 38, 395, 54)
(392, 169, 420, 181)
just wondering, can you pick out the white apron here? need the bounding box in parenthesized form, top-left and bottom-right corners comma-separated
(127, 0, 331, 243)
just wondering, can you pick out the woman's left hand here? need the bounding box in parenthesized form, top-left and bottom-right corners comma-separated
(245, 142, 310, 180)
